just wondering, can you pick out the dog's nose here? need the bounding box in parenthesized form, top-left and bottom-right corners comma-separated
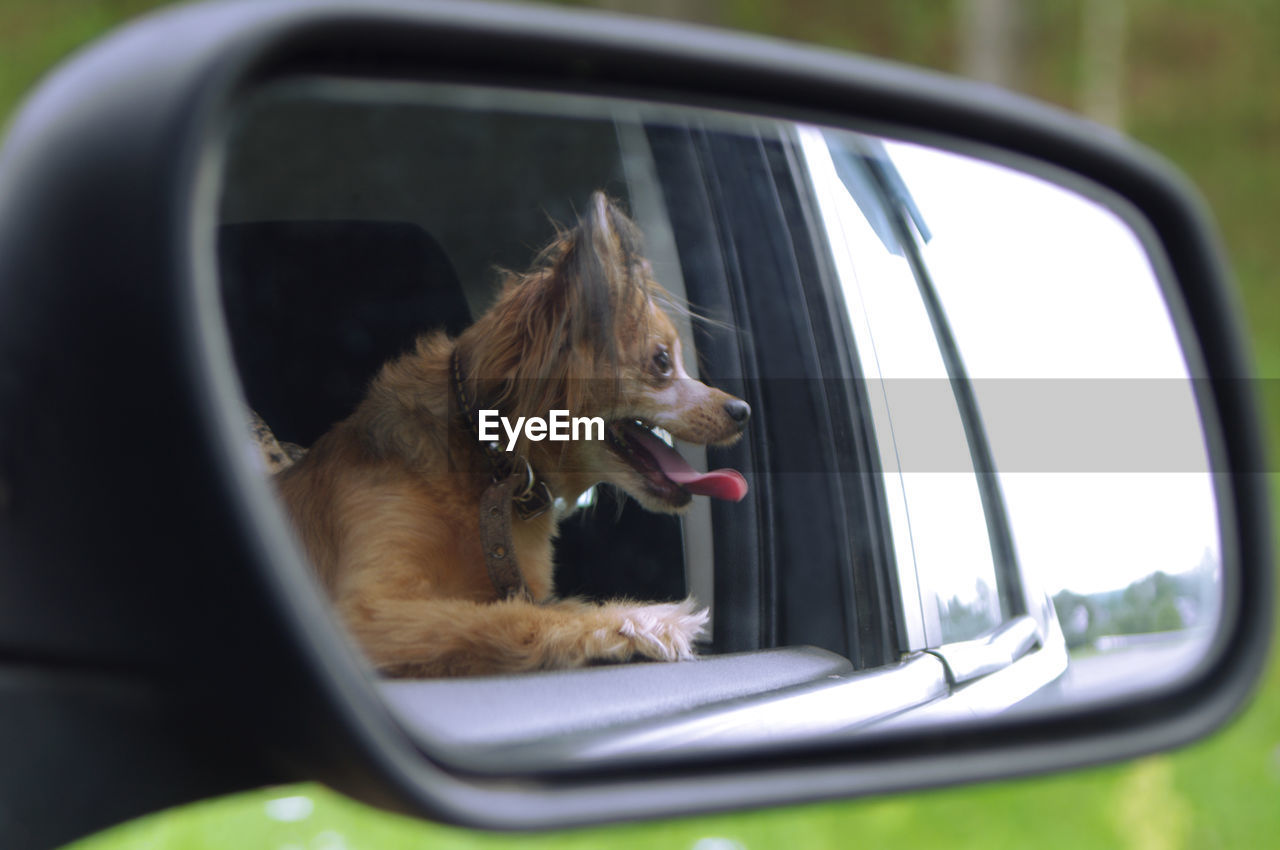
(724, 399, 751, 427)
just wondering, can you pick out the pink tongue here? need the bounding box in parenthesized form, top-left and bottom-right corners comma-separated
(625, 425, 749, 502)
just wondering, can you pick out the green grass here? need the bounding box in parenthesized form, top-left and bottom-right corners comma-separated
(4, 1, 1277, 848)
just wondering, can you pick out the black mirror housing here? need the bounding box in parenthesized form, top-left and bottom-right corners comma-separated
(0, 2, 1270, 848)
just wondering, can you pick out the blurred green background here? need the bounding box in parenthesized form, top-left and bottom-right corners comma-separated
(3, 1, 1275, 848)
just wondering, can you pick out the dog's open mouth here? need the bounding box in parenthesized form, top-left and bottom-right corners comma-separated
(606, 420, 748, 504)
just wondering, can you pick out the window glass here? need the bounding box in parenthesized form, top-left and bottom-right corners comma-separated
(799, 126, 1006, 646)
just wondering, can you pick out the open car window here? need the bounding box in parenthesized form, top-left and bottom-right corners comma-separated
(216, 80, 1077, 772)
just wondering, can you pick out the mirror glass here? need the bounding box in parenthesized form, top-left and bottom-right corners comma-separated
(213, 78, 1224, 771)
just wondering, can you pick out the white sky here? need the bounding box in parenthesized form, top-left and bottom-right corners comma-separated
(883, 140, 1220, 595)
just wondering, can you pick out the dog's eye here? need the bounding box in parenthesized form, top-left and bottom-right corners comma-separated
(652, 347, 672, 375)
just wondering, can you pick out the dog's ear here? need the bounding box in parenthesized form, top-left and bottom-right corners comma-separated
(462, 193, 650, 423)
(560, 191, 648, 349)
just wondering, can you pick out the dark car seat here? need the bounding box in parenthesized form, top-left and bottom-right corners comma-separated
(217, 220, 471, 446)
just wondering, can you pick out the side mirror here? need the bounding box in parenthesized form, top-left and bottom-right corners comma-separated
(0, 2, 1270, 848)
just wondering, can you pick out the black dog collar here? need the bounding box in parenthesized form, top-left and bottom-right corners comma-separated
(449, 348, 550, 603)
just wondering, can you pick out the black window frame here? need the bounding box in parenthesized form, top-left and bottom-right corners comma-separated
(647, 120, 901, 669)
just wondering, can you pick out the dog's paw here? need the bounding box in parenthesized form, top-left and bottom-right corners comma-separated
(591, 598, 709, 663)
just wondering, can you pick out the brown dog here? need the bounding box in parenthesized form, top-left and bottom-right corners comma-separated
(273, 193, 749, 677)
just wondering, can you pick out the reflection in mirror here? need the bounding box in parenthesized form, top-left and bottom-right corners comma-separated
(215, 78, 1224, 771)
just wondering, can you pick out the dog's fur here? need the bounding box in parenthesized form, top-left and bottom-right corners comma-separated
(272, 193, 747, 677)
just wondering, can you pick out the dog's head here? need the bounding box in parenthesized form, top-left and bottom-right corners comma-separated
(458, 192, 748, 512)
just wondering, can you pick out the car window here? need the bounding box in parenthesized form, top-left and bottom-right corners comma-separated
(214, 80, 962, 761)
